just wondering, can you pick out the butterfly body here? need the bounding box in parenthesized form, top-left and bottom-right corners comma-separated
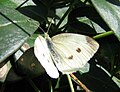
(45, 34, 61, 64)
(34, 33, 99, 78)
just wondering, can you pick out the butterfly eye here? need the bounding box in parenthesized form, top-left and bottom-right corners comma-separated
(76, 48, 81, 53)
(68, 55, 73, 59)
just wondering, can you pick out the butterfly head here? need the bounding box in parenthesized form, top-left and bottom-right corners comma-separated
(44, 33, 50, 39)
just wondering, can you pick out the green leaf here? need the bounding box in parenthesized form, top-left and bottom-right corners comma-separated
(67, 6, 110, 34)
(0, 3, 39, 64)
(0, 0, 35, 8)
(0, 0, 17, 8)
(91, 0, 120, 41)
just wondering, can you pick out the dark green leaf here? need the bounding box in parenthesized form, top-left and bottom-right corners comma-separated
(17, 5, 48, 22)
(16, 47, 45, 78)
(75, 63, 120, 92)
(6, 67, 23, 82)
(33, 0, 73, 8)
(96, 35, 120, 71)
(67, 5, 110, 34)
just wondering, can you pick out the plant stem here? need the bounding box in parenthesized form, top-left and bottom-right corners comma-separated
(16, 0, 29, 9)
(93, 31, 114, 39)
(55, 77, 60, 89)
(0, 82, 6, 92)
(70, 74, 91, 92)
(56, 0, 77, 28)
(67, 74, 75, 92)
(27, 78, 41, 92)
(49, 79, 53, 92)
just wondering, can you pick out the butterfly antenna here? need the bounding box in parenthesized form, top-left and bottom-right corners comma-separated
(27, 19, 46, 33)
(38, 25, 46, 33)
(46, 17, 54, 34)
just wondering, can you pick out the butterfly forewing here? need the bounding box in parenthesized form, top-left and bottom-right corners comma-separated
(51, 33, 99, 74)
(34, 35, 59, 78)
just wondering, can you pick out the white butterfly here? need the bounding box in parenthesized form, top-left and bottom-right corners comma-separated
(34, 32, 99, 78)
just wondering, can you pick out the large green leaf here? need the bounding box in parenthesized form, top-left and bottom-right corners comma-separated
(91, 0, 120, 41)
(0, 1, 39, 64)
(0, 0, 35, 8)
(0, 0, 17, 8)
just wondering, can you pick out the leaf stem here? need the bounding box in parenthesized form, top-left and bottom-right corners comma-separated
(67, 74, 75, 92)
(93, 31, 114, 39)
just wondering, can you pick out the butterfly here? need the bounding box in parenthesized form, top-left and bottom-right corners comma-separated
(34, 32, 99, 78)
